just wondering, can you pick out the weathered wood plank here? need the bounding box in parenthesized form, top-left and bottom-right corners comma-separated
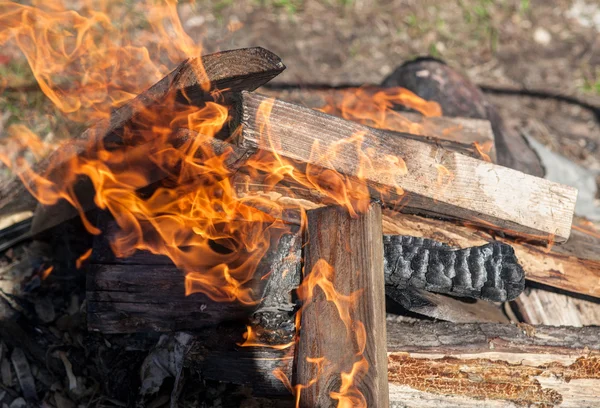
(86, 224, 301, 333)
(296, 204, 388, 407)
(233, 91, 576, 243)
(259, 86, 497, 161)
(511, 286, 600, 326)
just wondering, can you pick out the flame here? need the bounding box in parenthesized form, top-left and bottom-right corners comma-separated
(1, 2, 447, 404)
(41, 265, 54, 280)
(473, 141, 493, 162)
(238, 325, 295, 350)
(319, 87, 442, 134)
(75, 248, 93, 269)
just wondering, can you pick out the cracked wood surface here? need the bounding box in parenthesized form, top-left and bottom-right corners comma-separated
(233, 91, 577, 243)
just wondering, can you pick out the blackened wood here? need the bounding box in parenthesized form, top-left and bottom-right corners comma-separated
(234, 180, 599, 299)
(384, 235, 524, 302)
(381, 209, 600, 300)
(233, 91, 576, 243)
(296, 204, 388, 408)
(1, 47, 284, 225)
(86, 225, 301, 333)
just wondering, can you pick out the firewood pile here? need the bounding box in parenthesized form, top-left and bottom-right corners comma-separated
(0, 47, 599, 408)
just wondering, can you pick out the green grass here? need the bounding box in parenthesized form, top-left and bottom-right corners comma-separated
(581, 78, 600, 95)
(255, 0, 303, 14)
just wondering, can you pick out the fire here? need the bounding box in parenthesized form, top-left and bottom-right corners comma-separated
(319, 86, 442, 134)
(75, 248, 93, 269)
(1, 1, 448, 404)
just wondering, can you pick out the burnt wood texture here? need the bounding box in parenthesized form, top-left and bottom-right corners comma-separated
(384, 235, 525, 302)
(296, 204, 388, 408)
(87, 219, 525, 333)
(233, 91, 576, 243)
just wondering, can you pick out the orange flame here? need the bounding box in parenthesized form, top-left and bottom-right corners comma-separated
(41, 265, 54, 280)
(319, 86, 442, 134)
(75, 248, 93, 269)
(2, 3, 447, 405)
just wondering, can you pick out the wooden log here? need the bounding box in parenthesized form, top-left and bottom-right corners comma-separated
(86, 212, 523, 333)
(260, 86, 497, 162)
(381, 209, 600, 299)
(296, 204, 388, 408)
(1, 47, 284, 224)
(187, 321, 600, 406)
(86, 221, 301, 333)
(233, 180, 599, 299)
(233, 91, 577, 243)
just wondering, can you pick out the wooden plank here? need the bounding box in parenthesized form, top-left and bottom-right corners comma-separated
(233, 91, 577, 243)
(296, 204, 388, 408)
(511, 286, 600, 326)
(1, 47, 284, 223)
(86, 224, 301, 333)
(86, 212, 524, 333)
(260, 86, 497, 162)
(186, 321, 600, 406)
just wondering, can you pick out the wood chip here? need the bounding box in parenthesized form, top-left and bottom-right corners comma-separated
(10, 348, 36, 401)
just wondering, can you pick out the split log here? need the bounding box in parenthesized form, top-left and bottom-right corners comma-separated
(233, 91, 577, 243)
(296, 204, 388, 407)
(187, 321, 600, 406)
(260, 86, 497, 162)
(2, 47, 284, 228)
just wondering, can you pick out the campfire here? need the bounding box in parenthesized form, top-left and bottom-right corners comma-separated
(1, 2, 599, 407)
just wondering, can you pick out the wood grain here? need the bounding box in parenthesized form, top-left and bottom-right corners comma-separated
(234, 91, 577, 243)
(259, 86, 497, 162)
(296, 204, 388, 407)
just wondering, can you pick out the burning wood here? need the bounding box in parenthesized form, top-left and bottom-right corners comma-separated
(86, 214, 525, 333)
(0, 47, 284, 228)
(232, 91, 577, 243)
(295, 204, 388, 407)
(187, 321, 600, 406)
